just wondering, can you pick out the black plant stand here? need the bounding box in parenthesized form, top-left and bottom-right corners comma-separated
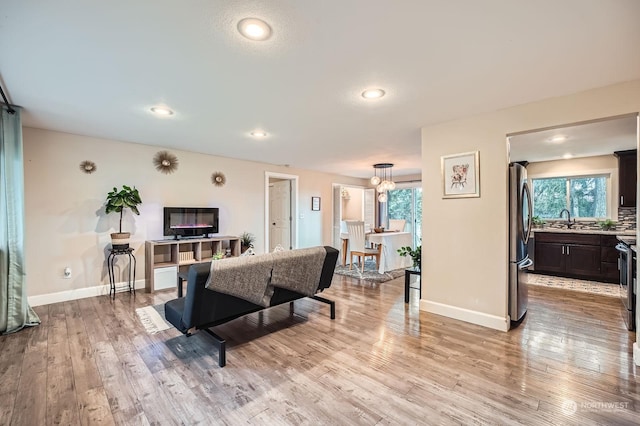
(404, 266, 421, 303)
(107, 247, 136, 299)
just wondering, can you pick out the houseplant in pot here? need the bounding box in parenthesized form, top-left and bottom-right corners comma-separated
(105, 185, 142, 249)
(532, 216, 546, 228)
(596, 218, 616, 231)
(240, 231, 255, 253)
(397, 245, 421, 269)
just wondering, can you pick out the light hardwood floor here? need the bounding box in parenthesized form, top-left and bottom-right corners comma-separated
(1, 275, 638, 425)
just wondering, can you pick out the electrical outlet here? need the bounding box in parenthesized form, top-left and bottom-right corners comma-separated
(63, 267, 72, 279)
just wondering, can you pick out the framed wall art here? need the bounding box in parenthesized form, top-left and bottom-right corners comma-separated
(441, 151, 480, 199)
(311, 196, 321, 211)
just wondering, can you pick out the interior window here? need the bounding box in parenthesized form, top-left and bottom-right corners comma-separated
(532, 175, 608, 219)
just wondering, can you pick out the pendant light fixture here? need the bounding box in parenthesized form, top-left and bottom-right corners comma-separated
(371, 163, 396, 202)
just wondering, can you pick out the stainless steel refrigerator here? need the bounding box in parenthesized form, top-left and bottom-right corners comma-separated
(509, 163, 533, 323)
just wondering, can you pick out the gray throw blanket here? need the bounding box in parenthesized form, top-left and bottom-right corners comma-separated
(205, 254, 274, 307)
(270, 246, 326, 297)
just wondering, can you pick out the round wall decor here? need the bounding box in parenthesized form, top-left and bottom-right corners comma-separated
(211, 171, 226, 186)
(153, 151, 179, 174)
(79, 160, 97, 174)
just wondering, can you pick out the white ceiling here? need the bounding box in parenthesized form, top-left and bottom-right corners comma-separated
(1, 1, 640, 179)
(509, 114, 638, 163)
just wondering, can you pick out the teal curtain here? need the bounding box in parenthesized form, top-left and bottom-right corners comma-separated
(0, 104, 40, 334)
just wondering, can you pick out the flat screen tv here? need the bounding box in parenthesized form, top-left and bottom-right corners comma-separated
(164, 207, 219, 238)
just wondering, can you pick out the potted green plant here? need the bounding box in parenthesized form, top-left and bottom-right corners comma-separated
(397, 245, 421, 269)
(531, 216, 546, 228)
(240, 231, 255, 253)
(105, 185, 142, 249)
(596, 218, 616, 231)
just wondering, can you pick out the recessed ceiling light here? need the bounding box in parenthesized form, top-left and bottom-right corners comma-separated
(361, 88, 385, 99)
(550, 135, 568, 143)
(563, 153, 573, 159)
(150, 106, 174, 116)
(237, 18, 272, 41)
(251, 130, 267, 138)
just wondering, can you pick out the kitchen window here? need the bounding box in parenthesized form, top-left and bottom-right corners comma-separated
(531, 174, 609, 219)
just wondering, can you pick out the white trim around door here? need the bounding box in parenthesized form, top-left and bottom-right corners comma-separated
(265, 172, 299, 252)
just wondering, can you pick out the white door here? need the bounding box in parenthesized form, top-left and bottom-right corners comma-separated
(269, 180, 291, 251)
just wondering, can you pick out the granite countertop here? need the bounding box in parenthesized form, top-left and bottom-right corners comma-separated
(617, 235, 637, 246)
(531, 228, 636, 236)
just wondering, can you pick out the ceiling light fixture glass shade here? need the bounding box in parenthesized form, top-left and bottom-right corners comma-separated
(150, 106, 174, 116)
(371, 163, 394, 202)
(237, 18, 272, 41)
(250, 130, 267, 137)
(361, 88, 385, 99)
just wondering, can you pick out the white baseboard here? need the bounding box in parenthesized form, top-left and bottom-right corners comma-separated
(634, 342, 640, 366)
(28, 280, 146, 307)
(420, 299, 509, 332)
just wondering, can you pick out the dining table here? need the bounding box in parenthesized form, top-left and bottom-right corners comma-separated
(340, 231, 413, 274)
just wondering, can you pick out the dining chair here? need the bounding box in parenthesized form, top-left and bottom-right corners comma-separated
(346, 220, 380, 272)
(340, 220, 349, 234)
(389, 219, 406, 232)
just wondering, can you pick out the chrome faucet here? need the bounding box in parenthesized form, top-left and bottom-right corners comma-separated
(559, 209, 575, 228)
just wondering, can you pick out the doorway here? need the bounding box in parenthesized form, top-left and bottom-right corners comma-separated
(265, 172, 298, 252)
(332, 184, 374, 265)
(506, 113, 639, 328)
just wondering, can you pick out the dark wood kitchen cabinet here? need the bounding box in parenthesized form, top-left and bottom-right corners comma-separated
(534, 232, 601, 279)
(535, 242, 566, 273)
(565, 244, 601, 276)
(614, 149, 637, 207)
(600, 234, 620, 283)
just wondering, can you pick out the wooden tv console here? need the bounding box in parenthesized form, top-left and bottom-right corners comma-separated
(144, 236, 241, 293)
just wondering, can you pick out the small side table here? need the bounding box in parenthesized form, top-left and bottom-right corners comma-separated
(404, 266, 421, 303)
(107, 247, 136, 299)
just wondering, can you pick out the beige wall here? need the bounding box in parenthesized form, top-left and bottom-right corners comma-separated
(23, 128, 366, 301)
(421, 79, 640, 331)
(341, 187, 364, 220)
(527, 155, 619, 219)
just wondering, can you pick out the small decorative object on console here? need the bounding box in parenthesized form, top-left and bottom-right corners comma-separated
(240, 247, 255, 256)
